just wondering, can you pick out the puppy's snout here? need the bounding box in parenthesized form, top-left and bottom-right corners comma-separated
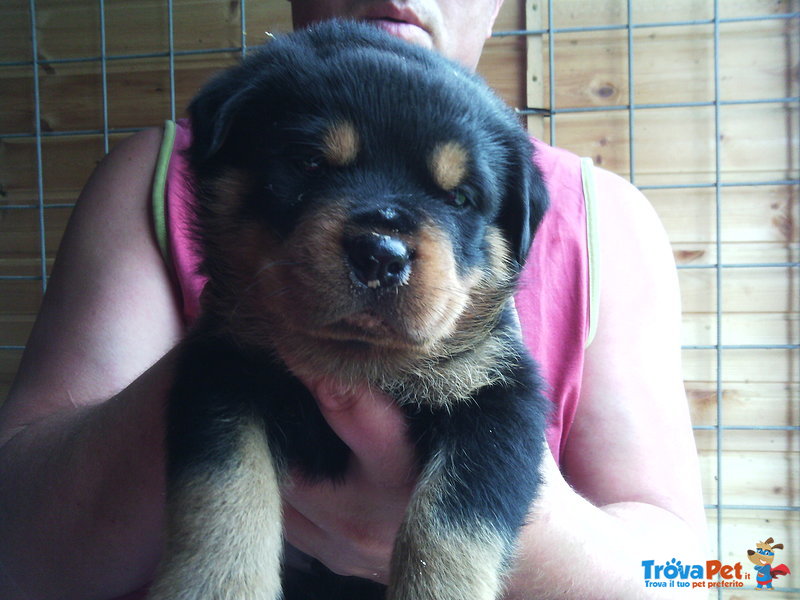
(344, 233, 413, 289)
(351, 205, 415, 234)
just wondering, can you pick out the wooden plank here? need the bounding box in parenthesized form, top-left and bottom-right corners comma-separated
(671, 243, 798, 268)
(0, 55, 240, 134)
(687, 383, 799, 428)
(0, 206, 70, 275)
(683, 311, 799, 348)
(0, 280, 42, 318)
(696, 430, 800, 455)
(480, 35, 526, 109)
(682, 348, 798, 384)
(704, 508, 799, 571)
(564, 20, 799, 108)
(0, 0, 33, 63)
(0, 349, 24, 402)
(1, 134, 117, 205)
(479, 0, 526, 109)
(678, 267, 799, 314)
(549, 104, 799, 184)
(542, 0, 788, 30)
(0, 66, 34, 135)
(525, 0, 545, 140)
(697, 447, 800, 509)
(649, 185, 799, 245)
(0, 315, 36, 349)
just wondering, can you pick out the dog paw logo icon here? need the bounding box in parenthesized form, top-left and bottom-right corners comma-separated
(747, 537, 791, 590)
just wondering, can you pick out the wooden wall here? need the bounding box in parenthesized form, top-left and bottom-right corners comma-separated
(1, 0, 798, 594)
(528, 2, 799, 592)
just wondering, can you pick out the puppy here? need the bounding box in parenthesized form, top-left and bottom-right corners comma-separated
(148, 20, 550, 600)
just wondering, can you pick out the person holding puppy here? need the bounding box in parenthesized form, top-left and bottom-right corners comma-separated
(0, 1, 706, 599)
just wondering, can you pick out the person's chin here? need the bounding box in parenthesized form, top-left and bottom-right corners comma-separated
(364, 18, 434, 48)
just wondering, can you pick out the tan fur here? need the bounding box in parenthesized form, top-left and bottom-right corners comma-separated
(483, 226, 515, 283)
(202, 176, 520, 408)
(429, 141, 469, 191)
(388, 450, 510, 600)
(148, 418, 283, 600)
(208, 167, 250, 217)
(404, 224, 473, 343)
(265, 219, 516, 406)
(323, 120, 360, 166)
(236, 202, 353, 342)
(199, 164, 519, 409)
(381, 225, 519, 407)
(197, 166, 276, 324)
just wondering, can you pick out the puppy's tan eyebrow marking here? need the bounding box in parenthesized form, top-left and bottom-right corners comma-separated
(322, 120, 360, 166)
(429, 141, 469, 191)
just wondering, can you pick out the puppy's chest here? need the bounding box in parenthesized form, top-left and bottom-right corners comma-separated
(224, 339, 518, 484)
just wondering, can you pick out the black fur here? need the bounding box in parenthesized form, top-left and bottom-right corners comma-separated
(155, 20, 550, 600)
(187, 20, 547, 271)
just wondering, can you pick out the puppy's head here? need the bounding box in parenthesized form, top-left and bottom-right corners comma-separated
(187, 20, 548, 383)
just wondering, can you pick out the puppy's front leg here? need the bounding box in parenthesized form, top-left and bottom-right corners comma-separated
(149, 417, 282, 600)
(388, 393, 545, 600)
(388, 454, 509, 600)
(147, 339, 284, 600)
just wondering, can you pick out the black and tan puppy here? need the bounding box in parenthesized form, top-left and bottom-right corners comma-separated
(148, 20, 549, 600)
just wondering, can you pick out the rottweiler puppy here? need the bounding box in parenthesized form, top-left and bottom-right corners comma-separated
(148, 20, 550, 600)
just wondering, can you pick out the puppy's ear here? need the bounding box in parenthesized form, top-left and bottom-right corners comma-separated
(498, 142, 549, 270)
(187, 68, 257, 167)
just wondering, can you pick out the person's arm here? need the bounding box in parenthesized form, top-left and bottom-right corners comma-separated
(495, 166, 706, 598)
(0, 128, 183, 600)
(282, 168, 706, 598)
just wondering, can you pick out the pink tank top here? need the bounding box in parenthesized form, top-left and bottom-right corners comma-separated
(153, 119, 600, 464)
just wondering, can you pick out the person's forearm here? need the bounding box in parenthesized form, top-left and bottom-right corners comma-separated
(504, 474, 707, 599)
(0, 354, 174, 600)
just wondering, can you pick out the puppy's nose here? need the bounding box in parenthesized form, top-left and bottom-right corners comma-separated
(344, 233, 412, 289)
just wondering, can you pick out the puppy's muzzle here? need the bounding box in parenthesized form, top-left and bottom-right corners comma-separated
(344, 233, 413, 289)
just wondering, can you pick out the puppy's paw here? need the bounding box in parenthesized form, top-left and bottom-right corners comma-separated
(387, 521, 508, 600)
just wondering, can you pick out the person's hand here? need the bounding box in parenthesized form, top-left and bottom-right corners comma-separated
(281, 378, 419, 583)
(282, 376, 564, 587)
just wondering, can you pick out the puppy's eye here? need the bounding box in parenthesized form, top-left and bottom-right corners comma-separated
(300, 157, 325, 175)
(445, 189, 470, 208)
